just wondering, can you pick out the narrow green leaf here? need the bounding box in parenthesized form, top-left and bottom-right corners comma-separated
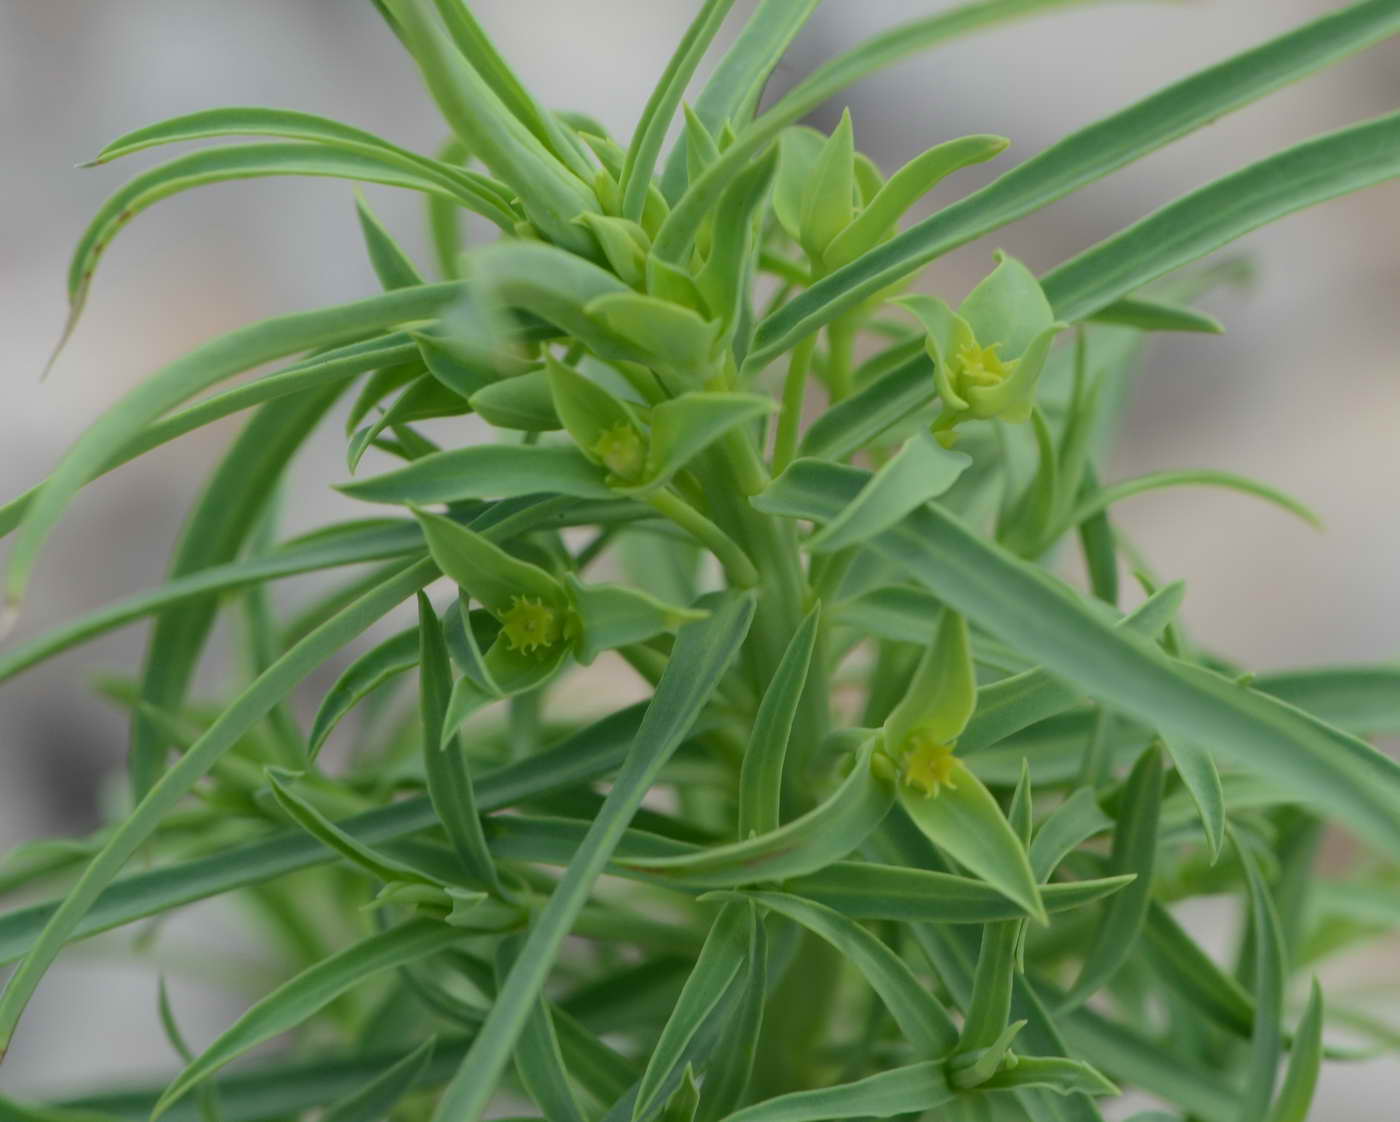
(129, 386, 338, 795)
(1255, 664, 1400, 734)
(1086, 296, 1223, 334)
(1160, 733, 1225, 860)
(797, 354, 933, 462)
(798, 109, 856, 259)
(717, 1061, 953, 1122)
(429, 591, 754, 1122)
(785, 865, 1133, 924)
(620, 736, 894, 888)
(356, 193, 426, 290)
(980, 1056, 1118, 1098)
(1062, 468, 1322, 534)
(1061, 746, 1163, 1009)
(0, 559, 438, 1051)
(153, 919, 461, 1116)
(730, 890, 958, 1057)
(658, 0, 822, 199)
(10, 281, 462, 615)
(1267, 979, 1324, 1122)
(384, 0, 596, 255)
(745, 0, 1400, 369)
(584, 292, 719, 382)
(1142, 903, 1254, 1039)
(633, 903, 750, 1122)
(340, 443, 612, 505)
(266, 767, 439, 887)
(470, 370, 560, 431)
(566, 575, 705, 665)
(640, 393, 775, 491)
(898, 762, 1045, 924)
(825, 134, 1010, 270)
(0, 523, 424, 686)
(418, 593, 500, 890)
(425, 0, 593, 180)
(0, 706, 649, 966)
(308, 626, 419, 757)
(1044, 110, 1400, 323)
(1, 336, 419, 543)
(619, 0, 737, 221)
(496, 935, 589, 1122)
(696, 910, 767, 1122)
(1029, 789, 1112, 881)
(805, 431, 970, 553)
(322, 1037, 436, 1122)
(85, 105, 515, 218)
(751, 458, 1400, 859)
(1237, 830, 1288, 1122)
(737, 604, 820, 837)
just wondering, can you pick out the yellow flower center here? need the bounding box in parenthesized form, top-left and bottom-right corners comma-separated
(954, 340, 1013, 388)
(903, 730, 959, 797)
(591, 423, 646, 481)
(499, 595, 563, 654)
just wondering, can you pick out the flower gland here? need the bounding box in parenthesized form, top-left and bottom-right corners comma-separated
(953, 338, 1015, 390)
(499, 595, 564, 654)
(591, 422, 646, 482)
(902, 729, 959, 797)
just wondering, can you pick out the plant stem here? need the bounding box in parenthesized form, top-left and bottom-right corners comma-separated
(773, 334, 815, 474)
(644, 488, 758, 587)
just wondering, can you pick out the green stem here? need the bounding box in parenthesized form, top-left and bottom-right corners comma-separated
(826, 315, 858, 402)
(644, 489, 758, 587)
(773, 334, 815, 474)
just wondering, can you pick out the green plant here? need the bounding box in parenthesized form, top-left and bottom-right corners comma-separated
(3, 0, 1400, 1118)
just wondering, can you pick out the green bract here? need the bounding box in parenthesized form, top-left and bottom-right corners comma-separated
(4, 2, 1399, 1120)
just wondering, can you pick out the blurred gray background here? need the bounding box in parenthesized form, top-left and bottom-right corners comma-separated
(1, 0, 1397, 1114)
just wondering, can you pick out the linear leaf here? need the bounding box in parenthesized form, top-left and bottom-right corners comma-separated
(496, 936, 589, 1122)
(308, 626, 419, 756)
(128, 385, 339, 796)
(752, 459, 1400, 858)
(619, 0, 737, 221)
(0, 523, 423, 685)
(1061, 468, 1322, 533)
(745, 0, 1400, 369)
(85, 105, 514, 217)
(9, 282, 462, 614)
(1061, 746, 1163, 1008)
(339, 443, 612, 504)
(429, 591, 754, 1122)
(718, 1061, 953, 1122)
(0, 706, 648, 967)
(322, 1037, 436, 1122)
(418, 594, 500, 890)
(620, 736, 894, 888)
(0, 559, 437, 1050)
(153, 919, 461, 1115)
(786, 865, 1132, 923)
(0, 337, 418, 542)
(1267, 979, 1323, 1122)
(1086, 296, 1222, 334)
(729, 890, 958, 1056)
(1237, 830, 1288, 1122)
(658, 0, 1119, 269)
(633, 902, 750, 1122)
(1043, 110, 1400, 322)
(737, 604, 820, 837)
(1254, 664, 1400, 734)
(266, 768, 439, 887)
(658, 0, 822, 199)
(806, 432, 970, 553)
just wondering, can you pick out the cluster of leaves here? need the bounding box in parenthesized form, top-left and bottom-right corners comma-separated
(3, 1, 1400, 1120)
